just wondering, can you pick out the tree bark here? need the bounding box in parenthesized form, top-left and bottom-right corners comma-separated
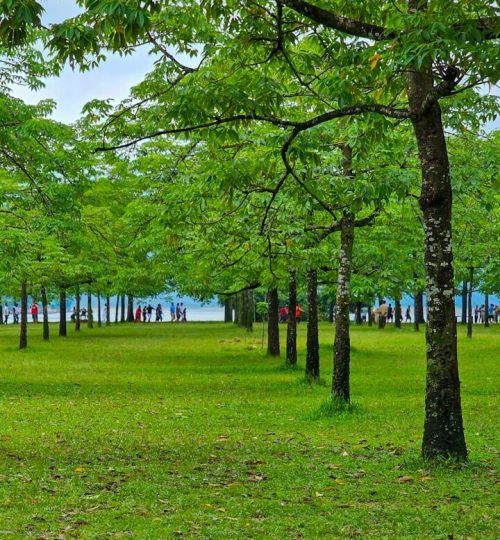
(267, 288, 280, 356)
(106, 295, 111, 326)
(414, 296, 420, 332)
(242, 290, 253, 332)
(332, 214, 354, 402)
(87, 290, 93, 329)
(224, 298, 233, 322)
(0, 296, 3, 325)
(234, 294, 240, 325)
(367, 304, 373, 326)
(467, 267, 473, 339)
(41, 286, 49, 341)
(120, 294, 125, 322)
(114, 294, 119, 323)
(127, 295, 134, 322)
(355, 301, 362, 325)
(286, 270, 297, 367)
(19, 281, 27, 349)
(75, 285, 81, 332)
(97, 292, 102, 327)
(395, 296, 402, 328)
(59, 288, 67, 337)
(461, 280, 467, 325)
(377, 297, 384, 329)
(328, 300, 334, 323)
(305, 269, 319, 381)
(407, 37, 466, 459)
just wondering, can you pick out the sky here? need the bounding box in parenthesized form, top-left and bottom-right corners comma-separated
(13, 1, 158, 123)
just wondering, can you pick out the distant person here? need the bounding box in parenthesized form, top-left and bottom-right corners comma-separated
(142, 306, 147, 322)
(4, 304, 9, 324)
(170, 302, 176, 322)
(103, 303, 108, 321)
(495, 305, 500, 324)
(156, 304, 163, 322)
(13, 304, 19, 324)
(480, 305, 485, 323)
(31, 302, 39, 324)
(135, 305, 142, 322)
(379, 300, 388, 327)
(405, 306, 412, 323)
(80, 307, 87, 321)
(474, 305, 479, 323)
(279, 305, 288, 323)
(70, 306, 76, 322)
(372, 306, 379, 324)
(387, 303, 393, 323)
(295, 304, 302, 323)
(181, 303, 187, 322)
(488, 303, 495, 322)
(176, 303, 181, 321)
(147, 304, 153, 322)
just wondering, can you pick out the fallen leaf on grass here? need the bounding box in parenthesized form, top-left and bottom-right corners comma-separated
(396, 476, 414, 483)
(419, 476, 435, 481)
(315, 492, 324, 498)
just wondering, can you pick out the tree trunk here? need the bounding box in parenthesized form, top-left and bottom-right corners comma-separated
(333, 214, 354, 402)
(106, 295, 111, 326)
(328, 300, 334, 324)
(461, 281, 467, 325)
(378, 297, 384, 329)
(355, 301, 362, 325)
(59, 288, 67, 337)
(416, 291, 425, 323)
(120, 295, 125, 323)
(0, 296, 3, 325)
(41, 286, 49, 341)
(87, 290, 93, 329)
(234, 294, 240, 325)
(305, 269, 319, 381)
(242, 290, 253, 332)
(467, 268, 473, 339)
(97, 292, 102, 327)
(114, 295, 119, 323)
(127, 295, 134, 322)
(407, 41, 466, 459)
(414, 296, 420, 332)
(19, 281, 27, 349)
(368, 304, 373, 327)
(224, 298, 233, 322)
(286, 270, 297, 367)
(395, 296, 402, 328)
(266, 288, 280, 356)
(75, 285, 81, 332)
(484, 292, 489, 328)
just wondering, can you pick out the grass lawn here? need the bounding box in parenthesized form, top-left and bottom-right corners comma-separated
(0, 321, 498, 539)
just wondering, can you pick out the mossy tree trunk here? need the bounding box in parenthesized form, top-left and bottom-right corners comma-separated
(286, 270, 297, 367)
(305, 269, 319, 381)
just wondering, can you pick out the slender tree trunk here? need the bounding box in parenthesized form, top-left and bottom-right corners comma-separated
(305, 269, 319, 381)
(407, 36, 466, 459)
(467, 268, 473, 339)
(416, 291, 425, 323)
(328, 300, 334, 323)
(368, 304, 373, 327)
(234, 294, 241, 325)
(87, 290, 93, 329)
(484, 293, 489, 328)
(414, 295, 420, 332)
(75, 285, 81, 332)
(19, 281, 28, 349)
(333, 214, 354, 402)
(120, 295, 125, 323)
(59, 288, 67, 337)
(224, 298, 233, 323)
(286, 270, 297, 367)
(355, 302, 362, 325)
(242, 290, 253, 332)
(461, 281, 467, 325)
(106, 295, 111, 326)
(97, 292, 102, 327)
(267, 288, 280, 356)
(0, 296, 3, 325)
(378, 297, 384, 329)
(395, 296, 402, 329)
(114, 295, 119, 324)
(41, 286, 49, 341)
(127, 295, 134, 322)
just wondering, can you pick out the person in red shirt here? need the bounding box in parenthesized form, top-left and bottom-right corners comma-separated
(135, 306, 142, 322)
(30, 303, 39, 324)
(279, 306, 288, 323)
(295, 304, 302, 323)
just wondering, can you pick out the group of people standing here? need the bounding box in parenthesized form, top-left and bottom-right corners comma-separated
(278, 304, 303, 323)
(372, 300, 412, 327)
(473, 304, 498, 323)
(3, 303, 39, 324)
(135, 304, 164, 323)
(170, 302, 187, 322)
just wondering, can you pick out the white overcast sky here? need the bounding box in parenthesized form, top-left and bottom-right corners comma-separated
(14, 1, 158, 123)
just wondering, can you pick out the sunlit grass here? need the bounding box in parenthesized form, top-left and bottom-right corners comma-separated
(0, 321, 498, 538)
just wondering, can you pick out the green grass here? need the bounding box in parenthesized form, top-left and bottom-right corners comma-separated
(0, 321, 498, 539)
